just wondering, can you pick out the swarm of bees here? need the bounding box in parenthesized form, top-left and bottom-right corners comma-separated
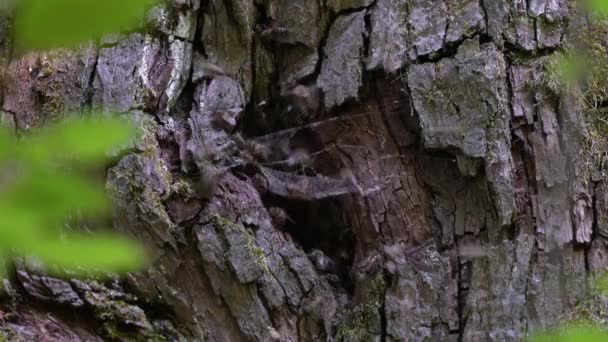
(184, 33, 397, 206)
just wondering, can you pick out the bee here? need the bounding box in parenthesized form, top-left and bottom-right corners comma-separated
(200, 62, 225, 77)
(286, 181, 308, 199)
(251, 173, 268, 195)
(282, 84, 320, 126)
(267, 326, 280, 341)
(308, 249, 338, 275)
(211, 111, 237, 132)
(192, 56, 227, 83)
(268, 207, 294, 229)
(261, 26, 290, 44)
(192, 165, 223, 199)
(244, 139, 271, 164)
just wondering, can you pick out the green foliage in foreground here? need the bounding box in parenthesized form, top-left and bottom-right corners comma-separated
(12, 0, 157, 52)
(529, 274, 608, 342)
(587, 0, 608, 17)
(0, 115, 146, 276)
(531, 326, 608, 342)
(0, 0, 160, 277)
(541, 3, 608, 181)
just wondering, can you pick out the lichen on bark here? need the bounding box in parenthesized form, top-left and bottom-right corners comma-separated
(1, 0, 608, 341)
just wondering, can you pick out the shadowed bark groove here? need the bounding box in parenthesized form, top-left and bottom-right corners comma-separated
(0, 1, 605, 341)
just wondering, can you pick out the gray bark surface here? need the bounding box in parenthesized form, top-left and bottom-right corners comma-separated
(0, 1, 602, 341)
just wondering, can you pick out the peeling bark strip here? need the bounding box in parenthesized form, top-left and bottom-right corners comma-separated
(0, 1, 603, 341)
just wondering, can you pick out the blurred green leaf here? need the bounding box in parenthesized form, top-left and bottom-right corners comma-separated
(0, 170, 109, 227)
(593, 273, 608, 294)
(558, 54, 582, 84)
(21, 115, 136, 165)
(0, 127, 11, 162)
(0, 114, 143, 276)
(587, 0, 608, 16)
(0, 0, 15, 11)
(531, 326, 608, 342)
(27, 233, 147, 274)
(0, 214, 48, 248)
(1, 0, 149, 278)
(14, 0, 156, 51)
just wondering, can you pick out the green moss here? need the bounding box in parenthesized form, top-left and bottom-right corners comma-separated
(41, 64, 54, 78)
(245, 232, 270, 275)
(137, 115, 159, 146)
(336, 303, 381, 342)
(150, 334, 169, 342)
(101, 321, 150, 342)
(106, 167, 140, 199)
(102, 324, 168, 342)
(89, 296, 129, 321)
(42, 97, 63, 117)
(127, 114, 160, 158)
(141, 146, 157, 158)
(0, 330, 23, 342)
(88, 293, 161, 342)
(170, 178, 194, 197)
(446, 0, 470, 19)
(506, 50, 533, 65)
(336, 277, 386, 341)
(370, 277, 387, 305)
(541, 19, 608, 181)
(424, 76, 447, 103)
(559, 292, 608, 329)
(107, 152, 174, 231)
(134, 86, 155, 111)
(38, 56, 55, 78)
(40, 85, 64, 119)
(207, 213, 270, 274)
(542, 52, 570, 95)
(108, 162, 170, 226)
(208, 213, 239, 232)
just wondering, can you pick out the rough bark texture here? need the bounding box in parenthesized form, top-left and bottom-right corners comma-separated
(0, 0, 603, 341)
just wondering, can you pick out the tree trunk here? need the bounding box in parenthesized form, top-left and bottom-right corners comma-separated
(0, 1, 602, 341)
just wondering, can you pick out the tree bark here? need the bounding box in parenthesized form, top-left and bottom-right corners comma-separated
(0, 0, 602, 341)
